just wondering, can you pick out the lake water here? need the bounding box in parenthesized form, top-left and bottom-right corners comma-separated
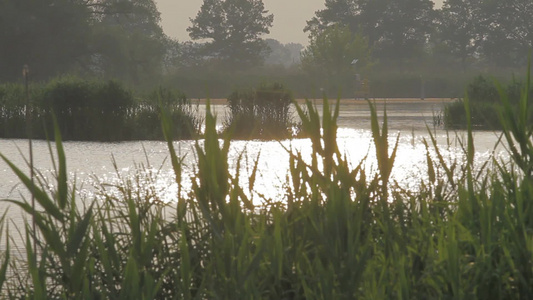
(0, 100, 507, 243)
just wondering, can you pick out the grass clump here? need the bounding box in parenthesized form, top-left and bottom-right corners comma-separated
(224, 82, 299, 139)
(0, 68, 533, 298)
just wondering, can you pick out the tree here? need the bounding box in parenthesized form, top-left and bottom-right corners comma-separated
(187, 0, 274, 69)
(0, 0, 168, 83)
(305, 0, 385, 47)
(479, 0, 533, 67)
(301, 25, 373, 94)
(263, 39, 303, 66)
(0, 0, 92, 81)
(305, 0, 435, 62)
(90, 0, 167, 84)
(436, 0, 483, 70)
(377, 0, 435, 61)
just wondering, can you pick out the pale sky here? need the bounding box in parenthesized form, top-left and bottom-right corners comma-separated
(155, 0, 444, 45)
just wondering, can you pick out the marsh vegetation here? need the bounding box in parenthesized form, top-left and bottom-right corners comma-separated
(1, 0, 533, 298)
(0, 74, 532, 298)
(0, 77, 200, 141)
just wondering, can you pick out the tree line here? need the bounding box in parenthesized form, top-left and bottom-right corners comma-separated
(304, 0, 533, 75)
(0, 0, 531, 97)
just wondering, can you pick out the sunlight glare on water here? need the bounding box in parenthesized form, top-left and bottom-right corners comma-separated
(0, 102, 508, 207)
(0, 101, 511, 252)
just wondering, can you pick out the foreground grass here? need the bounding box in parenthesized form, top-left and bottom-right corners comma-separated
(0, 77, 532, 299)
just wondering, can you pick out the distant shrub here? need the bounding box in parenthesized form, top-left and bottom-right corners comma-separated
(444, 75, 533, 129)
(224, 82, 297, 139)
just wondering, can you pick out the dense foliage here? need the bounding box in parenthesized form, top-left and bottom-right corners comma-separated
(306, 0, 533, 69)
(305, 0, 435, 63)
(301, 25, 373, 96)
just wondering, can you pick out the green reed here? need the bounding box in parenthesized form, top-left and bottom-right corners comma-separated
(0, 70, 532, 298)
(224, 82, 297, 140)
(0, 77, 201, 141)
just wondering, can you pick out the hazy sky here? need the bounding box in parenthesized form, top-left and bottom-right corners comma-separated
(155, 0, 444, 45)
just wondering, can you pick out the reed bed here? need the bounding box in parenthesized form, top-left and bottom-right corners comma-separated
(0, 77, 201, 141)
(0, 71, 532, 299)
(224, 82, 298, 140)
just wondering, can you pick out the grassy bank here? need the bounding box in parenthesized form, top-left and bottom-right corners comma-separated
(0, 76, 532, 298)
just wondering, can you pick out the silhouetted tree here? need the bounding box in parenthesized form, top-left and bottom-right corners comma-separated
(187, 0, 274, 69)
(302, 25, 372, 76)
(305, 0, 385, 47)
(435, 0, 533, 68)
(377, 0, 435, 61)
(301, 25, 373, 94)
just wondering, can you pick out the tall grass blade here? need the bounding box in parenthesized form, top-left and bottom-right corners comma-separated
(463, 95, 475, 166)
(52, 115, 68, 210)
(424, 128, 455, 185)
(161, 102, 185, 189)
(368, 100, 400, 192)
(0, 212, 8, 293)
(496, 57, 533, 175)
(25, 230, 47, 300)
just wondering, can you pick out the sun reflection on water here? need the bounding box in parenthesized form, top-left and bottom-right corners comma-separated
(0, 102, 509, 208)
(71, 128, 506, 206)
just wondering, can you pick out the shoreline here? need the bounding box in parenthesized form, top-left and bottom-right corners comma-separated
(191, 98, 457, 105)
